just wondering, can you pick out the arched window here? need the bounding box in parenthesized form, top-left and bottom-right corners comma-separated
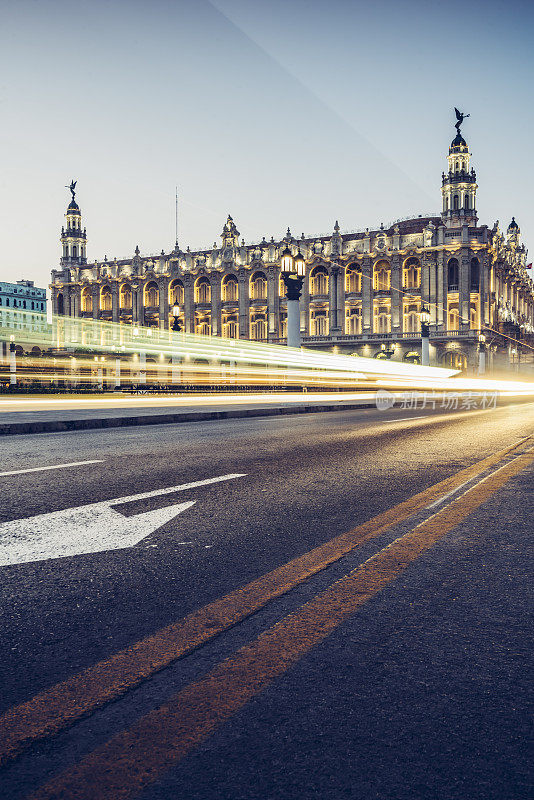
(120, 284, 132, 309)
(345, 307, 361, 335)
(445, 197, 449, 211)
(195, 278, 211, 304)
(144, 282, 159, 307)
(81, 287, 92, 313)
(453, 195, 459, 210)
(222, 316, 238, 338)
(310, 267, 328, 296)
(448, 304, 459, 331)
(373, 304, 391, 334)
(373, 261, 391, 291)
(72, 246, 77, 258)
(57, 293, 64, 315)
(403, 303, 420, 333)
(310, 309, 329, 336)
(345, 264, 362, 293)
(470, 258, 480, 290)
(222, 275, 238, 302)
(403, 257, 421, 289)
(448, 258, 459, 290)
(144, 281, 159, 308)
(250, 272, 267, 300)
(279, 275, 287, 298)
(442, 351, 467, 371)
(464, 194, 470, 210)
(195, 316, 211, 335)
(169, 280, 184, 305)
(100, 285, 112, 311)
(250, 316, 267, 340)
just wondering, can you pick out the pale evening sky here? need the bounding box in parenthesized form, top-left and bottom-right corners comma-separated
(1, 0, 533, 289)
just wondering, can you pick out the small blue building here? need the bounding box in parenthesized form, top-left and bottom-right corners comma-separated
(0, 280, 48, 356)
(0, 279, 46, 314)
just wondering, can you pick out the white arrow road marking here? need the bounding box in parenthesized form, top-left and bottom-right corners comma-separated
(0, 460, 104, 477)
(0, 473, 246, 567)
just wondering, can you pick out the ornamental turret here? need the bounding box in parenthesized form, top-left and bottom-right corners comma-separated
(441, 109, 478, 227)
(60, 180, 87, 267)
(507, 217, 520, 246)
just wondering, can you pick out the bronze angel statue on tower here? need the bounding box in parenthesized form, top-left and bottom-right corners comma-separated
(454, 108, 470, 134)
(66, 179, 77, 201)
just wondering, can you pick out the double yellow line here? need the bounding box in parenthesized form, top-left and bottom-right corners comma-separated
(1, 437, 533, 799)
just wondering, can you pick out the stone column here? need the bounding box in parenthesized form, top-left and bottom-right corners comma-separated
(92, 285, 99, 320)
(210, 274, 221, 337)
(440, 250, 449, 331)
(480, 254, 488, 327)
(267, 266, 278, 340)
(460, 250, 470, 329)
(391, 254, 402, 332)
(112, 282, 119, 323)
(137, 283, 145, 327)
(132, 285, 139, 324)
(428, 254, 437, 326)
(238, 268, 249, 339)
(362, 257, 372, 333)
(71, 288, 80, 318)
(337, 264, 345, 332)
(329, 265, 340, 334)
(158, 277, 168, 330)
(301, 268, 310, 336)
(183, 275, 194, 334)
(436, 251, 446, 329)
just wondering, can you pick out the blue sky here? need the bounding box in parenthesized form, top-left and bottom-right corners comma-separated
(1, 0, 533, 285)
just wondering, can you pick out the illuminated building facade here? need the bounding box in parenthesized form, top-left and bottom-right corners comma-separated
(51, 129, 534, 371)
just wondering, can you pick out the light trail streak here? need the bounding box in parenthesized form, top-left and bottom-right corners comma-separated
(1, 310, 533, 397)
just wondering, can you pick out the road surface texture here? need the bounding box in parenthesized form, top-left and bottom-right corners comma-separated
(0, 401, 532, 799)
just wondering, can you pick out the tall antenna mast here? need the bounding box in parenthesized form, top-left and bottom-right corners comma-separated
(175, 186, 179, 250)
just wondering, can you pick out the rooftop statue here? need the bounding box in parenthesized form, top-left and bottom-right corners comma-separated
(454, 107, 470, 134)
(66, 179, 77, 201)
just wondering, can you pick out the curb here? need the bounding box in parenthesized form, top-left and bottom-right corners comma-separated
(0, 402, 378, 436)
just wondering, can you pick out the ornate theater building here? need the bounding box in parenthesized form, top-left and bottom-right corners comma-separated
(51, 122, 534, 371)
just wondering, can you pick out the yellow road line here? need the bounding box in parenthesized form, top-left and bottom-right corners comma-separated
(27, 448, 534, 800)
(0, 438, 529, 765)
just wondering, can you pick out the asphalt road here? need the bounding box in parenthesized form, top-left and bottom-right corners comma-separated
(0, 402, 533, 799)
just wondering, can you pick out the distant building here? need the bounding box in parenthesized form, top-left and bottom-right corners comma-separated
(51, 121, 534, 371)
(0, 280, 46, 314)
(0, 279, 49, 357)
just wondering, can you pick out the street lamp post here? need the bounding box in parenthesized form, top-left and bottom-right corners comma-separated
(478, 332, 486, 375)
(380, 342, 396, 360)
(280, 245, 305, 349)
(171, 304, 183, 385)
(9, 337, 16, 387)
(420, 305, 431, 366)
(171, 303, 183, 333)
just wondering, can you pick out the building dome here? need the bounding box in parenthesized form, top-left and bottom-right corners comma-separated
(508, 216, 519, 230)
(67, 199, 80, 212)
(450, 132, 467, 148)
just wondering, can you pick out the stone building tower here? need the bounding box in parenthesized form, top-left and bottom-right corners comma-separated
(60, 184, 87, 267)
(441, 130, 478, 227)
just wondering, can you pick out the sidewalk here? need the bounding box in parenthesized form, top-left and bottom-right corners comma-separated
(0, 392, 380, 435)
